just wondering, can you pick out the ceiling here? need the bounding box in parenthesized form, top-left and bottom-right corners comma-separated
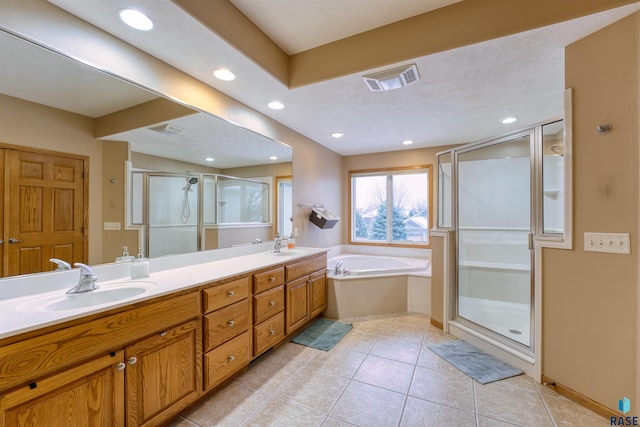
(21, 1, 640, 157)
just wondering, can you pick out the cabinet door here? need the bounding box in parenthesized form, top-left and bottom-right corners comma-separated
(286, 276, 309, 334)
(309, 270, 327, 318)
(0, 351, 125, 427)
(125, 320, 202, 427)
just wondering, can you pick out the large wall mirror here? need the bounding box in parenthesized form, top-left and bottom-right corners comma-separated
(0, 29, 292, 276)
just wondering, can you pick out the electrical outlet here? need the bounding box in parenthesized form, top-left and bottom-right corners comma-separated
(584, 232, 630, 254)
(104, 221, 121, 231)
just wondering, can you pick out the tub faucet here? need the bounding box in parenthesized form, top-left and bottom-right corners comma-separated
(334, 261, 344, 275)
(253, 238, 263, 244)
(66, 263, 99, 294)
(49, 258, 71, 271)
(271, 237, 286, 253)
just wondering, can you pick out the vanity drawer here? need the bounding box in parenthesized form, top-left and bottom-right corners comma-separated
(204, 299, 249, 351)
(203, 276, 249, 313)
(285, 254, 327, 282)
(204, 331, 250, 390)
(253, 267, 285, 293)
(253, 312, 285, 356)
(253, 285, 284, 324)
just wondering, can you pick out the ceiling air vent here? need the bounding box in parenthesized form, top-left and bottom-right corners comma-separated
(363, 64, 420, 92)
(148, 123, 185, 136)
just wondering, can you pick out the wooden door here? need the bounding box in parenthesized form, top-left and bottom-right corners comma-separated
(4, 149, 86, 276)
(286, 276, 309, 334)
(125, 320, 202, 427)
(0, 351, 125, 427)
(309, 270, 327, 318)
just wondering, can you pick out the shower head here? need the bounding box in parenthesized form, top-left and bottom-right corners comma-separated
(187, 177, 198, 185)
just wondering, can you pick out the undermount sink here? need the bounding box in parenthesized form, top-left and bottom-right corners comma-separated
(18, 281, 157, 312)
(267, 249, 307, 257)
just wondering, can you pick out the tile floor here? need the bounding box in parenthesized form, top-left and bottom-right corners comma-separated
(168, 313, 606, 427)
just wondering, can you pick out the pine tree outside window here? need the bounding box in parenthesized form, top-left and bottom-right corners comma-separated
(349, 166, 432, 247)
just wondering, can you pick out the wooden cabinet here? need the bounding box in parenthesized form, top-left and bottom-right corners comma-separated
(125, 320, 201, 427)
(285, 254, 327, 335)
(0, 351, 125, 427)
(202, 276, 251, 391)
(252, 266, 286, 357)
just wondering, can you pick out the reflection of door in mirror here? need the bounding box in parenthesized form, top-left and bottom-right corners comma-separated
(276, 176, 293, 237)
(2, 146, 87, 276)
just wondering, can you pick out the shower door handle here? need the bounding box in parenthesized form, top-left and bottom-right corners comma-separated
(528, 233, 534, 250)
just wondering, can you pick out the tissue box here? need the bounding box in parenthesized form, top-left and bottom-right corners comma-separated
(309, 208, 340, 229)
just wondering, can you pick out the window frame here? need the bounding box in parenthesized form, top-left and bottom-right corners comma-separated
(348, 165, 433, 248)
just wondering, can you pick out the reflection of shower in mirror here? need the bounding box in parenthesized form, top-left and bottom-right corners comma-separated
(182, 176, 198, 223)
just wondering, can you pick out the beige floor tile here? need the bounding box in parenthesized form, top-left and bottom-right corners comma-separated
(333, 330, 379, 354)
(353, 354, 415, 393)
(369, 335, 422, 364)
(416, 345, 469, 379)
(272, 340, 322, 364)
(477, 415, 522, 426)
(330, 380, 407, 426)
(321, 416, 358, 426)
(306, 347, 367, 378)
(422, 328, 457, 346)
(164, 416, 199, 427)
(350, 318, 391, 335)
(180, 382, 270, 427)
(245, 397, 326, 427)
(276, 366, 350, 413)
(409, 366, 475, 412)
(400, 396, 477, 427)
(382, 322, 426, 343)
(474, 378, 553, 426)
(390, 313, 430, 328)
(234, 354, 302, 393)
(542, 392, 607, 427)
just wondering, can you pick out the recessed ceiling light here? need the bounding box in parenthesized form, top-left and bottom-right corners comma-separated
(213, 69, 235, 81)
(402, 140, 414, 145)
(205, 157, 214, 162)
(268, 101, 284, 110)
(270, 156, 278, 160)
(501, 117, 517, 124)
(331, 132, 344, 138)
(119, 9, 153, 31)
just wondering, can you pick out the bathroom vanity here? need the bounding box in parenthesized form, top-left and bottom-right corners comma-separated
(0, 247, 327, 427)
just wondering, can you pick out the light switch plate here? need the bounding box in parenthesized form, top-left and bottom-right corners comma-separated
(104, 221, 122, 231)
(584, 232, 630, 254)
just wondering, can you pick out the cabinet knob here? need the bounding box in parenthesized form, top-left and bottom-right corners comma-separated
(227, 290, 235, 297)
(228, 355, 235, 362)
(228, 320, 235, 327)
(269, 329, 275, 336)
(116, 362, 126, 371)
(269, 301, 275, 307)
(128, 356, 138, 365)
(269, 276, 275, 282)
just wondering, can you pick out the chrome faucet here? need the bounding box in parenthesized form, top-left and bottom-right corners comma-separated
(334, 261, 344, 275)
(271, 237, 286, 253)
(49, 258, 71, 271)
(66, 263, 99, 294)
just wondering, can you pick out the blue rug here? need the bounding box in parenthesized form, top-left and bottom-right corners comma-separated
(291, 318, 352, 351)
(429, 340, 523, 384)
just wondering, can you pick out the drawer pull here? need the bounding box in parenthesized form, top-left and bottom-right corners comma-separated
(269, 329, 275, 336)
(128, 356, 138, 365)
(228, 320, 235, 327)
(116, 362, 126, 371)
(228, 355, 235, 362)
(227, 291, 235, 297)
(269, 276, 275, 282)
(269, 301, 276, 307)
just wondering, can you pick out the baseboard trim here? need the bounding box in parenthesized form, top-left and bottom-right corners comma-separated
(430, 318, 443, 330)
(541, 375, 614, 419)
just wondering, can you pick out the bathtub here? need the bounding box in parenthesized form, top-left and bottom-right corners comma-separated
(324, 253, 431, 319)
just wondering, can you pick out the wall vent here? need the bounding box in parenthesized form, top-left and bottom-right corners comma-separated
(148, 123, 184, 135)
(363, 64, 420, 92)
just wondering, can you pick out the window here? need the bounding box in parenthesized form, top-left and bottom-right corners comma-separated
(349, 166, 432, 246)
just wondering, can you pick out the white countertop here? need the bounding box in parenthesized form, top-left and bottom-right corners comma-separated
(0, 245, 326, 340)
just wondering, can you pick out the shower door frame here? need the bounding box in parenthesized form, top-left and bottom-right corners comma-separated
(453, 129, 537, 357)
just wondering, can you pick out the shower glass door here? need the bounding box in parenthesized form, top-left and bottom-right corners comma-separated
(456, 133, 533, 349)
(147, 175, 199, 258)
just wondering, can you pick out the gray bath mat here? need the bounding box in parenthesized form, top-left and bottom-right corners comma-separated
(291, 318, 352, 351)
(428, 340, 523, 384)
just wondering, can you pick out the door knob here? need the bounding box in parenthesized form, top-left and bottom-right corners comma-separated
(8, 238, 24, 243)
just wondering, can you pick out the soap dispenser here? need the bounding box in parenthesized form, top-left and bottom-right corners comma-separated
(115, 246, 135, 263)
(287, 233, 296, 249)
(131, 249, 150, 279)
